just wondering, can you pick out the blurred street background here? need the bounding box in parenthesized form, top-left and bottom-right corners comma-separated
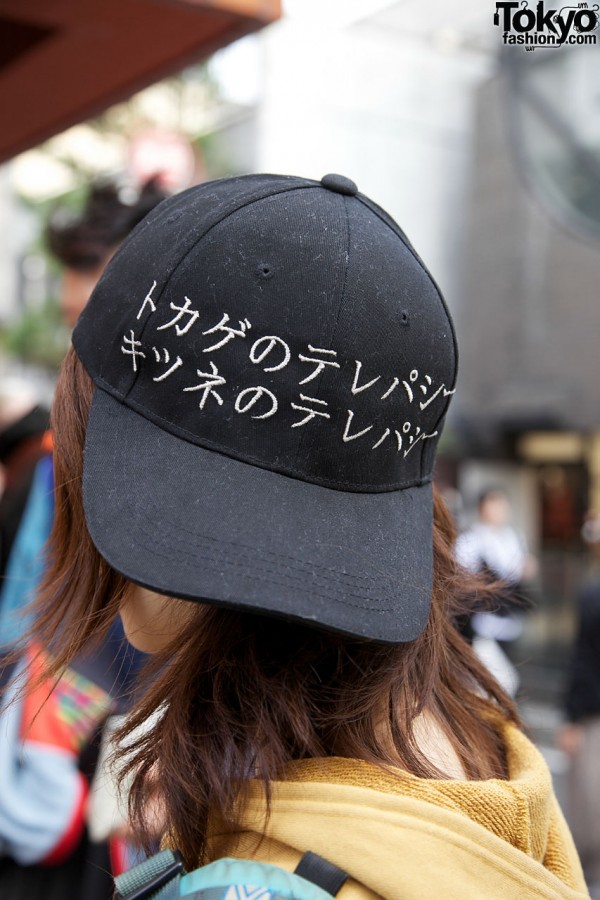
(1, 0, 600, 839)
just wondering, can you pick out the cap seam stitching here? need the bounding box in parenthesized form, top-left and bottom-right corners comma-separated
(292, 192, 352, 469)
(141, 494, 405, 587)
(131, 517, 398, 612)
(356, 194, 459, 478)
(124, 181, 322, 400)
(138, 521, 397, 606)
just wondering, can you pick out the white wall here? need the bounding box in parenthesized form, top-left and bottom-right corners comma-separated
(249, 10, 491, 310)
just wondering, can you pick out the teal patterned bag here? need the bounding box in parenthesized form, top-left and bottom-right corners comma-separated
(114, 849, 349, 900)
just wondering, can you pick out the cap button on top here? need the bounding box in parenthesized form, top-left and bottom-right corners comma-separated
(321, 173, 358, 196)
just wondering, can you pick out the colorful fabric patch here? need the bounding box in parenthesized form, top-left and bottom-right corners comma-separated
(53, 669, 113, 751)
(22, 646, 112, 754)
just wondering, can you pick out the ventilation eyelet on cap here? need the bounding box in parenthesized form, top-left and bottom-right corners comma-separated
(320, 174, 358, 196)
(256, 262, 274, 279)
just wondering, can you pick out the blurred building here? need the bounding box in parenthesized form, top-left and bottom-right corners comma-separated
(454, 48, 600, 693)
(214, 0, 496, 315)
(458, 67, 600, 502)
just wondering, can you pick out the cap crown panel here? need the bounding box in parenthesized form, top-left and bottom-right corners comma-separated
(74, 176, 457, 492)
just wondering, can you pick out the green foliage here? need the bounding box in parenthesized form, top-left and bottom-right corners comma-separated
(195, 130, 237, 180)
(0, 297, 70, 372)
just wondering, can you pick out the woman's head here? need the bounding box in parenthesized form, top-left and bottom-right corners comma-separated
(36, 174, 518, 865)
(37, 346, 517, 866)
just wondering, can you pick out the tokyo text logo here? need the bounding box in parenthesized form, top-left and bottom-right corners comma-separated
(494, 1, 599, 50)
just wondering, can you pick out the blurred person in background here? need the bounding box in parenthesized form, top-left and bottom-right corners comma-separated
(0, 178, 167, 900)
(0, 178, 166, 645)
(558, 510, 600, 900)
(455, 487, 538, 696)
(47, 179, 166, 329)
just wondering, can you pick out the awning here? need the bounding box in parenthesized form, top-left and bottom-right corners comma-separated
(0, 0, 281, 164)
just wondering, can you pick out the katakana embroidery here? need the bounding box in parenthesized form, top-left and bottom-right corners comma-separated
(183, 362, 225, 408)
(249, 335, 291, 372)
(156, 296, 200, 336)
(371, 428, 391, 450)
(401, 421, 414, 444)
(402, 369, 420, 403)
(136, 280, 158, 319)
(290, 394, 330, 427)
(235, 386, 278, 420)
(401, 421, 439, 458)
(121, 330, 146, 372)
(298, 346, 340, 384)
(203, 313, 251, 353)
(380, 377, 399, 400)
(351, 360, 380, 395)
(351, 362, 400, 401)
(342, 409, 373, 443)
(401, 369, 454, 409)
(120, 291, 453, 460)
(152, 347, 183, 382)
(419, 382, 456, 410)
(419, 383, 444, 409)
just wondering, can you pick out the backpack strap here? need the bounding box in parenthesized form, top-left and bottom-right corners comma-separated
(114, 849, 185, 900)
(114, 849, 349, 900)
(294, 852, 349, 896)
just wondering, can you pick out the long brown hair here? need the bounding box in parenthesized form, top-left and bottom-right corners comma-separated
(35, 347, 520, 869)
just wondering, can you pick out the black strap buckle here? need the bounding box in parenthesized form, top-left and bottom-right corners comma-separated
(294, 851, 349, 896)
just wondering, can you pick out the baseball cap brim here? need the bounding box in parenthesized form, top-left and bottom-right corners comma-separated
(82, 389, 434, 643)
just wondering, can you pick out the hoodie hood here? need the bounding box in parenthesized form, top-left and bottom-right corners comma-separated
(206, 723, 588, 899)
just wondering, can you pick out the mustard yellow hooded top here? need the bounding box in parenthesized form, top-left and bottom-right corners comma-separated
(204, 722, 589, 899)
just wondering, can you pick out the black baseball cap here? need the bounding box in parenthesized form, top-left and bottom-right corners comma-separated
(73, 173, 457, 643)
